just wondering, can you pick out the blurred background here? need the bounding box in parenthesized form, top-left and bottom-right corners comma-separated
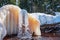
(0, 0, 60, 15)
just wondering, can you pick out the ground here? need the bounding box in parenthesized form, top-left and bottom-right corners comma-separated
(4, 33, 60, 40)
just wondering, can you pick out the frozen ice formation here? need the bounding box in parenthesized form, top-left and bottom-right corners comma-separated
(30, 12, 60, 25)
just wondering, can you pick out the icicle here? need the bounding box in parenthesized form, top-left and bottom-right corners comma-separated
(0, 7, 7, 40)
(17, 9, 23, 37)
(21, 9, 32, 39)
(0, 23, 6, 40)
(17, 9, 32, 39)
(0, 26, 2, 40)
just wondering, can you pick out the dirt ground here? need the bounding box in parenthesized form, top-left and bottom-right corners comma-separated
(4, 33, 60, 40)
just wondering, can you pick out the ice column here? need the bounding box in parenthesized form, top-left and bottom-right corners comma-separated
(0, 23, 6, 40)
(17, 9, 32, 39)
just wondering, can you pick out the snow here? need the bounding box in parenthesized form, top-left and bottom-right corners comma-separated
(31, 12, 60, 25)
(54, 15, 60, 23)
(39, 15, 47, 25)
(31, 13, 54, 25)
(53, 12, 60, 23)
(55, 12, 60, 15)
(45, 15, 54, 24)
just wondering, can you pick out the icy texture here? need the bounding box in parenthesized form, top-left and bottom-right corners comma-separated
(30, 13, 40, 22)
(54, 15, 60, 23)
(29, 13, 41, 35)
(17, 9, 32, 39)
(0, 23, 6, 40)
(54, 12, 60, 23)
(37, 13, 54, 24)
(0, 7, 8, 40)
(31, 12, 60, 25)
(39, 15, 47, 25)
(0, 7, 9, 22)
(45, 14, 54, 24)
(55, 12, 60, 15)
